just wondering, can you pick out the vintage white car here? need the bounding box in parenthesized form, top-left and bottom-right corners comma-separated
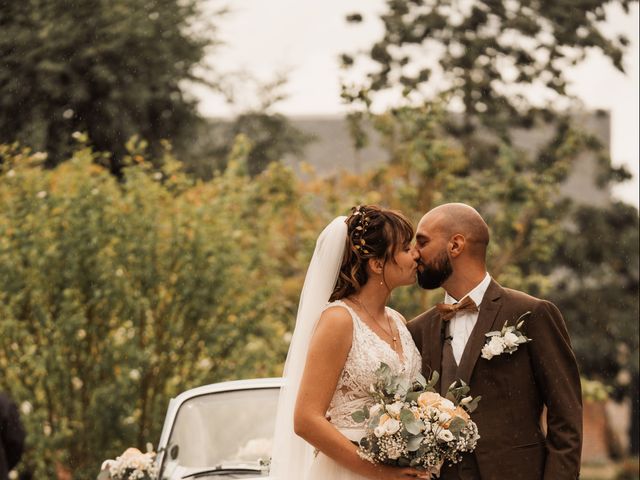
(155, 378, 283, 479)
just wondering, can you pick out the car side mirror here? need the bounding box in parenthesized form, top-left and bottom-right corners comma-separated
(170, 444, 179, 460)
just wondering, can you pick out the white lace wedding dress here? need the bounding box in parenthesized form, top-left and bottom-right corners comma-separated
(305, 300, 422, 480)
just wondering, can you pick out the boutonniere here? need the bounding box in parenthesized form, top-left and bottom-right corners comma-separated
(481, 312, 532, 360)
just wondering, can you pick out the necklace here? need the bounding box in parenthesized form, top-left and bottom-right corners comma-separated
(351, 297, 399, 353)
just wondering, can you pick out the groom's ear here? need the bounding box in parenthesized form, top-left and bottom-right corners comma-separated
(449, 234, 466, 258)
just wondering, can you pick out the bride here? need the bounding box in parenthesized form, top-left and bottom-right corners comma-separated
(271, 205, 430, 480)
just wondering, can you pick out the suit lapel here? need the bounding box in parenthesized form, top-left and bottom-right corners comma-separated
(456, 280, 504, 384)
(429, 313, 443, 389)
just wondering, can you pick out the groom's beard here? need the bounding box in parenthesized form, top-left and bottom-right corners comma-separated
(416, 250, 453, 290)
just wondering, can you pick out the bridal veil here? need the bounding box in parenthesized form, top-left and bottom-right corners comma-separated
(270, 216, 348, 479)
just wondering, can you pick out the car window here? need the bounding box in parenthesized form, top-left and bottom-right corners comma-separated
(163, 387, 279, 472)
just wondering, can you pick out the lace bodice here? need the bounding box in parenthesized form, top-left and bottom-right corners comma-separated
(325, 300, 422, 429)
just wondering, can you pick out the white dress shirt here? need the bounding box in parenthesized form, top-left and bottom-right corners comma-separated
(444, 272, 492, 364)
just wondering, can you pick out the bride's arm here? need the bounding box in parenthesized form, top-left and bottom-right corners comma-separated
(293, 307, 429, 480)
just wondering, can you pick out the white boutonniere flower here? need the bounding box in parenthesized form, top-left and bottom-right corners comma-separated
(481, 312, 532, 360)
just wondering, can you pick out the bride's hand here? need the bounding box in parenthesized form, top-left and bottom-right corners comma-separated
(373, 465, 431, 479)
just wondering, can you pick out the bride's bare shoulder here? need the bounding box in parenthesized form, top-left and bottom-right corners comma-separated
(317, 304, 353, 332)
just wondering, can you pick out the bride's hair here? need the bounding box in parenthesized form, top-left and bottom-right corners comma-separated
(329, 205, 414, 301)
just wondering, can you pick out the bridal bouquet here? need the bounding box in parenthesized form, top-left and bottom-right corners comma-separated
(351, 364, 480, 477)
(98, 447, 158, 480)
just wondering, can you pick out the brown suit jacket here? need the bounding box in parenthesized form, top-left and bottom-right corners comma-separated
(407, 280, 582, 480)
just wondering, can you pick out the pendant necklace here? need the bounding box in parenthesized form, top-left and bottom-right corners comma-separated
(352, 297, 399, 353)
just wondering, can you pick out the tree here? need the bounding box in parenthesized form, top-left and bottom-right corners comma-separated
(184, 76, 315, 179)
(342, 0, 636, 137)
(186, 112, 314, 179)
(0, 0, 219, 172)
(550, 202, 639, 454)
(341, 1, 639, 449)
(0, 139, 321, 478)
(307, 103, 595, 316)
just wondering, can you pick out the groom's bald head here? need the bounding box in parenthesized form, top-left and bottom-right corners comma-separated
(418, 203, 490, 257)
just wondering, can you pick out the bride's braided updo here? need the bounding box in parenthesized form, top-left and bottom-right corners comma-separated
(330, 205, 414, 301)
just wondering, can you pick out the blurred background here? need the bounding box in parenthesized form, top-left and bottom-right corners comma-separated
(0, 0, 638, 478)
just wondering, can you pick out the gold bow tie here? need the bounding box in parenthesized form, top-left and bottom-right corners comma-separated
(436, 296, 478, 321)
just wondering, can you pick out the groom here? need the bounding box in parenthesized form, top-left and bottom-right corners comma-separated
(407, 203, 582, 480)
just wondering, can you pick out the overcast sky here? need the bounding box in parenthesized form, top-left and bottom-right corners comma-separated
(194, 1, 639, 207)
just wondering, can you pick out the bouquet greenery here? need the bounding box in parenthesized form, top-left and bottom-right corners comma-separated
(352, 364, 480, 477)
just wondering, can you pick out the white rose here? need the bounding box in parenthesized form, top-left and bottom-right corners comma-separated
(437, 429, 455, 442)
(439, 398, 455, 410)
(438, 411, 452, 423)
(503, 331, 519, 348)
(386, 402, 403, 417)
(384, 418, 401, 435)
(369, 404, 382, 416)
(481, 344, 494, 360)
(487, 336, 505, 356)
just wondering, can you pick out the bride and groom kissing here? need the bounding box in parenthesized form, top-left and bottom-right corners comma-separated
(270, 203, 582, 480)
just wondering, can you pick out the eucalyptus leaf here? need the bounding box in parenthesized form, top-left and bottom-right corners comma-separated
(448, 416, 466, 435)
(426, 370, 439, 389)
(351, 410, 367, 423)
(407, 434, 424, 452)
(406, 391, 420, 402)
(400, 408, 422, 435)
(466, 396, 481, 413)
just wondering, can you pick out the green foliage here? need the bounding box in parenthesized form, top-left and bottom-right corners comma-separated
(315, 103, 586, 317)
(342, 0, 635, 133)
(0, 108, 636, 476)
(0, 0, 218, 171)
(551, 202, 639, 385)
(581, 377, 612, 403)
(0, 141, 321, 478)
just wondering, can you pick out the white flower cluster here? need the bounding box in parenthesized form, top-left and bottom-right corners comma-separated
(101, 448, 158, 480)
(481, 313, 531, 360)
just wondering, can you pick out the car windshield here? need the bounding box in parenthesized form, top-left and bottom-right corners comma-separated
(163, 387, 279, 474)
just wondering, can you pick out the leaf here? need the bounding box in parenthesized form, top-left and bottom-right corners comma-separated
(406, 391, 420, 402)
(400, 408, 422, 435)
(376, 362, 392, 383)
(448, 416, 466, 435)
(465, 396, 481, 413)
(351, 410, 367, 423)
(407, 434, 424, 452)
(426, 370, 439, 389)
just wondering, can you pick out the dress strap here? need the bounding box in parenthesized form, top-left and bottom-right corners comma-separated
(323, 300, 364, 332)
(385, 307, 407, 326)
